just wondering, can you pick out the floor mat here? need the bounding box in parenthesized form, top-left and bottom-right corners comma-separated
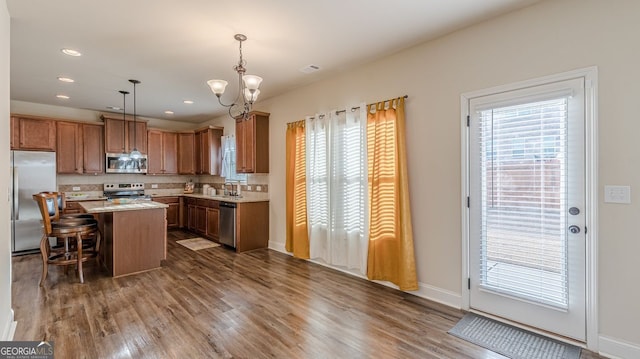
(448, 313, 581, 359)
(176, 237, 220, 251)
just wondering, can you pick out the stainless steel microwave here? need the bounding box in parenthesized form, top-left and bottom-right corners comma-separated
(106, 153, 148, 173)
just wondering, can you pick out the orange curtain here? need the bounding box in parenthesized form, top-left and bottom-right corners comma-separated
(366, 97, 418, 290)
(285, 120, 310, 259)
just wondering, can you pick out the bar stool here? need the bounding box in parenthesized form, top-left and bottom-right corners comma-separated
(33, 192, 101, 285)
(41, 191, 99, 253)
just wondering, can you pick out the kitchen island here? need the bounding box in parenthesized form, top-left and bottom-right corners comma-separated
(80, 200, 168, 277)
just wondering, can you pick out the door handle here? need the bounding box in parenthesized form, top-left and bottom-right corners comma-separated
(568, 225, 580, 234)
(13, 167, 19, 220)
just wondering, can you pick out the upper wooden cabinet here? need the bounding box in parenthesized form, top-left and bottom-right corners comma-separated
(101, 115, 147, 154)
(10, 117, 19, 149)
(177, 132, 195, 175)
(11, 115, 56, 151)
(147, 130, 178, 175)
(103, 117, 126, 153)
(236, 111, 269, 173)
(194, 127, 223, 175)
(56, 122, 83, 174)
(82, 123, 104, 174)
(55, 121, 105, 175)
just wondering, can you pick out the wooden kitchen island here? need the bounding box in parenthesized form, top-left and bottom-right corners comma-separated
(79, 200, 168, 277)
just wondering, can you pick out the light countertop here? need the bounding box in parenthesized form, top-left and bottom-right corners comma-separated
(79, 200, 169, 213)
(181, 193, 269, 203)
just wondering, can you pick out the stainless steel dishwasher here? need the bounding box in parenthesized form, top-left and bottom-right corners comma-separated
(219, 201, 237, 248)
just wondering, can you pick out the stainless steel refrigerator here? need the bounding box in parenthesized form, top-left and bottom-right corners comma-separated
(10, 150, 57, 254)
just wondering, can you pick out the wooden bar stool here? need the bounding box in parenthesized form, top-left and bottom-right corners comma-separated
(33, 192, 101, 285)
(41, 191, 100, 253)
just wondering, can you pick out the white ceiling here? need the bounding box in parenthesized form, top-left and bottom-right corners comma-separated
(7, 0, 539, 123)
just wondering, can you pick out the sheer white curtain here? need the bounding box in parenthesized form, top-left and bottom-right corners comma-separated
(306, 104, 368, 273)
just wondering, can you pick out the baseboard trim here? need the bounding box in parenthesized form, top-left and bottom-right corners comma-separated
(1, 309, 16, 341)
(267, 240, 462, 309)
(599, 335, 640, 359)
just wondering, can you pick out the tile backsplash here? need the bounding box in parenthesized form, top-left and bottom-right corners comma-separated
(57, 173, 269, 194)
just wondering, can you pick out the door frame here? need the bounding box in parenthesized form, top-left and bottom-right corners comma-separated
(460, 66, 598, 350)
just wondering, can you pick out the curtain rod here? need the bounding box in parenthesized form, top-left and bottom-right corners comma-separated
(335, 95, 408, 116)
(288, 95, 408, 123)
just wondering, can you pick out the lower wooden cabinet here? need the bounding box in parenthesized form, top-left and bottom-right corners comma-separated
(152, 197, 180, 229)
(183, 196, 269, 252)
(184, 197, 220, 241)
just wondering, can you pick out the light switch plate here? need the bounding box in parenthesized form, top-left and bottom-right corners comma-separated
(72, 186, 81, 191)
(604, 185, 631, 204)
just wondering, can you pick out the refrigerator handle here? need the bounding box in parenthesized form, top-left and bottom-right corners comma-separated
(13, 167, 19, 221)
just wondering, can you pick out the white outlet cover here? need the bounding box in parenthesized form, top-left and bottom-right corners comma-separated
(604, 185, 631, 204)
(151, 184, 158, 189)
(256, 186, 262, 191)
(72, 186, 81, 191)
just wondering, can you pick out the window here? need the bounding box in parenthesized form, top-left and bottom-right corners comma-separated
(306, 106, 368, 271)
(221, 135, 247, 183)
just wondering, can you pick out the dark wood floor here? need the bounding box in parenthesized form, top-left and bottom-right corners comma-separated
(12, 230, 603, 358)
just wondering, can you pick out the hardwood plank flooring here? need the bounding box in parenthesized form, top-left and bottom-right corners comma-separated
(12, 229, 604, 358)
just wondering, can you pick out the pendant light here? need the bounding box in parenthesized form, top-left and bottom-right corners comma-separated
(118, 90, 129, 159)
(129, 79, 142, 159)
(207, 34, 262, 120)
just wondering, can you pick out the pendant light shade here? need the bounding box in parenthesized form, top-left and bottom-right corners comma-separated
(129, 79, 142, 159)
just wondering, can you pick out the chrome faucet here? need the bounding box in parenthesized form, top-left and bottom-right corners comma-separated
(224, 181, 237, 196)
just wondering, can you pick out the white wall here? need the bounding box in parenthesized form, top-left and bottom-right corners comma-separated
(0, 0, 15, 341)
(248, 0, 639, 355)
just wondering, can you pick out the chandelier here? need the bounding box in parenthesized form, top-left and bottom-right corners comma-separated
(207, 34, 262, 119)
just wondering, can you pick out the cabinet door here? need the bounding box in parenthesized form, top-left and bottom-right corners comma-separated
(162, 132, 178, 174)
(127, 121, 147, 154)
(187, 204, 197, 231)
(147, 130, 163, 174)
(195, 206, 207, 235)
(194, 131, 203, 174)
(167, 203, 180, 229)
(18, 117, 56, 151)
(10, 117, 19, 150)
(199, 129, 212, 174)
(82, 124, 104, 174)
(235, 118, 247, 172)
(104, 118, 126, 153)
(178, 133, 195, 174)
(206, 207, 220, 239)
(56, 122, 82, 174)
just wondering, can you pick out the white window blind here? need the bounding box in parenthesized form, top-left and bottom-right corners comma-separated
(221, 135, 247, 182)
(306, 106, 368, 272)
(478, 97, 569, 308)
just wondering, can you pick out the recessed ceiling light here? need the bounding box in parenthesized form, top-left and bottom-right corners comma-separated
(61, 48, 82, 57)
(57, 76, 75, 83)
(56, 94, 70, 99)
(164, 110, 174, 115)
(183, 100, 194, 104)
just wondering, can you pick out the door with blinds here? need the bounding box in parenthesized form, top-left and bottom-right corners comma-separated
(468, 77, 586, 341)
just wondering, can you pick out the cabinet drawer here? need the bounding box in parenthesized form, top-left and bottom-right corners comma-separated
(196, 198, 209, 207)
(65, 202, 83, 210)
(153, 196, 179, 205)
